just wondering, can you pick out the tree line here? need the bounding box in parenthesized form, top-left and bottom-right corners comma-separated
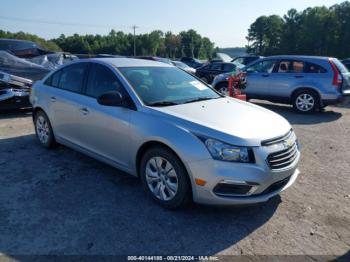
(53, 29, 215, 59)
(0, 28, 216, 59)
(246, 1, 350, 58)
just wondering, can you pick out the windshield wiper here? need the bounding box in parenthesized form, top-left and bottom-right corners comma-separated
(147, 101, 179, 107)
(183, 97, 218, 104)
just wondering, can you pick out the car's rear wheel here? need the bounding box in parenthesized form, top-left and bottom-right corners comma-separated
(292, 90, 319, 113)
(34, 111, 57, 148)
(140, 146, 191, 209)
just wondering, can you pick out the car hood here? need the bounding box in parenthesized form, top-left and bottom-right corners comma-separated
(150, 97, 291, 146)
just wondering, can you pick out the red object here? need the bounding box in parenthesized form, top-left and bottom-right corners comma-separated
(228, 72, 247, 101)
(329, 58, 342, 87)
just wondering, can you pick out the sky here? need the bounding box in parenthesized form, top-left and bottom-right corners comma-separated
(0, 0, 345, 47)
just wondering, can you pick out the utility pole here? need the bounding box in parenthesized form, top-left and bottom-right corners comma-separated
(132, 25, 139, 56)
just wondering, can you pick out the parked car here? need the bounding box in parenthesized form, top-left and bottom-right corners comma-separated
(213, 55, 350, 113)
(171, 60, 196, 74)
(180, 57, 203, 69)
(30, 58, 300, 209)
(0, 38, 54, 58)
(195, 62, 242, 84)
(342, 58, 350, 71)
(0, 39, 77, 110)
(136, 56, 173, 65)
(231, 56, 263, 66)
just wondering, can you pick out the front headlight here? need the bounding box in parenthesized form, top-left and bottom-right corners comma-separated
(203, 138, 253, 163)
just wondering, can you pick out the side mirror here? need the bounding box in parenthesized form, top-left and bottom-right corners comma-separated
(97, 91, 124, 107)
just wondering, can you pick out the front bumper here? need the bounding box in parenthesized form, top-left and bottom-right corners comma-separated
(187, 138, 300, 206)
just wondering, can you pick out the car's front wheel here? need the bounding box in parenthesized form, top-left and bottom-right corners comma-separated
(140, 146, 191, 209)
(292, 90, 319, 113)
(34, 111, 57, 148)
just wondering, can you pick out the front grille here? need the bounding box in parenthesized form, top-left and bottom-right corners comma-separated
(267, 142, 298, 170)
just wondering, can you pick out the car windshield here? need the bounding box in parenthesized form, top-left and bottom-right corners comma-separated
(119, 66, 221, 106)
(232, 61, 245, 69)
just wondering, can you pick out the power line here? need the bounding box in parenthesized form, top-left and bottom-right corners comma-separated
(0, 15, 129, 29)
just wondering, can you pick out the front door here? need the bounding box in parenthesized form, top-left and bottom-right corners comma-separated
(244, 59, 278, 99)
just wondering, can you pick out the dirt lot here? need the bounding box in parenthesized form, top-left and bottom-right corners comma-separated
(0, 101, 349, 259)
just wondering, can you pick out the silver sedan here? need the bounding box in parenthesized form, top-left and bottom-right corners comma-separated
(30, 58, 300, 209)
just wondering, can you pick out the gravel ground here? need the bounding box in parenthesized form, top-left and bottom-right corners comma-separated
(0, 101, 349, 260)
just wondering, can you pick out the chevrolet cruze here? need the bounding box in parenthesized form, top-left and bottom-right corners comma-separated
(30, 58, 300, 209)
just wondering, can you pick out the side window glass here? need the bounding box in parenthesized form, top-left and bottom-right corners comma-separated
(44, 76, 52, 86)
(58, 63, 87, 93)
(278, 60, 304, 73)
(305, 62, 327, 73)
(278, 61, 291, 73)
(51, 70, 62, 87)
(292, 61, 304, 73)
(44, 70, 61, 87)
(86, 64, 123, 98)
(247, 60, 276, 73)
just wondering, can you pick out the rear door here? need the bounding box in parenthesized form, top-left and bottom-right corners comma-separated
(244, 59, 278, 98)
(44, 62, 89, 143)
(268, 60, 308, 99)
(76, 63, 132, 169)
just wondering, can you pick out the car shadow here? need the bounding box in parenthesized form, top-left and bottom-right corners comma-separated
(0, 108, 32, 120)
(252, 101, 342, 125)
(0, 134, 281, 256)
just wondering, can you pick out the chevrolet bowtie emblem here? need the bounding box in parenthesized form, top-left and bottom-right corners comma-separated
(283, 138, 294, 148)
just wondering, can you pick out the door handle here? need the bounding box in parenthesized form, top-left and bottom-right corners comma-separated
(294, 75, 304, 78)
(50, 96, 56, 103)
(262, 74, 269, 77)
(79, 108, 89, 115)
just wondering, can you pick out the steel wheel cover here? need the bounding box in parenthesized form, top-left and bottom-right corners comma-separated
(145, 157, 178, 201)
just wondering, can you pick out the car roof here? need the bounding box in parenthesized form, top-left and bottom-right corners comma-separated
(0, 38, 35, 43)
(264, 55, 331, 60)
(87, 57, 173, 68)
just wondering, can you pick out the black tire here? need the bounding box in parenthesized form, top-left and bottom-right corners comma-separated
(292, 90, 320, 114)
(215, 82, 229, 95)
(140, 146, 192, 209)
(34, 110, 57, 148)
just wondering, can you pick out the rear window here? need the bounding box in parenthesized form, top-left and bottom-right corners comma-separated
(332, 58, 349, 73)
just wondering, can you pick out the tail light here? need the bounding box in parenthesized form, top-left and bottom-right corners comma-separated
(329, 59, 343, 87)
